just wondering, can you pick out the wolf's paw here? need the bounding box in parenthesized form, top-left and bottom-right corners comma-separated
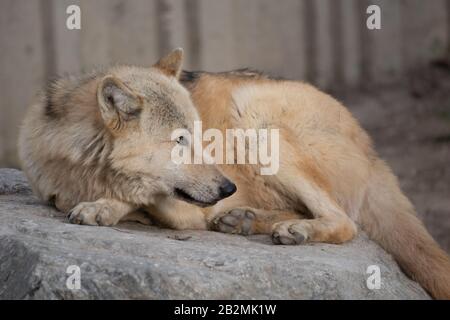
(271, 220, 309, 245)
(68, 202, 119, 226)
(211, 208, 256, 235)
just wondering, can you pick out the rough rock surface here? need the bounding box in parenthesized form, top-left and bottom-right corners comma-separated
(0, 169, 429, 299)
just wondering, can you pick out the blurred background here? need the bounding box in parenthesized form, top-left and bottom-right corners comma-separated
(0, 0, 449, 251)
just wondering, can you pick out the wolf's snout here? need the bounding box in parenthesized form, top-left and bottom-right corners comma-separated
(218, 179, 237, 199)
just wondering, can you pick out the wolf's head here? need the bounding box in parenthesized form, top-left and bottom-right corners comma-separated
(96, 49, 235, 207)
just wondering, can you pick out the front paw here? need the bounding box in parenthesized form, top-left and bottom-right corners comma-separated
(67, 202, 118, 226)
(271, 220, 309, 245)
(211, 208, 256, 235)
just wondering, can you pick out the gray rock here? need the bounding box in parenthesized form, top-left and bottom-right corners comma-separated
(0, 168, 430, 299)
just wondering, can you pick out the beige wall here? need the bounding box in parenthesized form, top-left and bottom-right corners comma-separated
(1, 0, 449, 167)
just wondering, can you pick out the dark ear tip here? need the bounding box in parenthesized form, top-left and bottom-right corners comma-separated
(97, 76, 116, 100)
(98, 75, 128, 103)
(99, 75, 119, 89)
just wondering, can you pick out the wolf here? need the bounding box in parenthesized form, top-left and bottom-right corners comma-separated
(18, 49, 450, 299)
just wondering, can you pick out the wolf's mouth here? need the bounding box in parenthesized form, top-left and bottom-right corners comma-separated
(174, 188, 217, 207)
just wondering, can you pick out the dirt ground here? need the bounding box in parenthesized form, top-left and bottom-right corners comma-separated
(339, 63, 450, 253)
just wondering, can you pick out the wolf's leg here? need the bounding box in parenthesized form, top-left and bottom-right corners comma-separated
(211, 177, 357, 244)
(122, 210, 153, 225)
(210, 207, 300, 235)
(270, 176, 357, 245)
(146, 198, 207, 230)
(68, 198, 137, 226)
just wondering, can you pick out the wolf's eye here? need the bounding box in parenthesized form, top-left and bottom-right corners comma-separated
(176, 136, 186, 145)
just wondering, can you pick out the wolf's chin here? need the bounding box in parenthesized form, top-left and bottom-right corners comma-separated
(173, 188, 217, 207)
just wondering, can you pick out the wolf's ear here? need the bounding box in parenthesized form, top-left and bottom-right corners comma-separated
(97, 76, 142, 129)
(153, 48, 184, 79)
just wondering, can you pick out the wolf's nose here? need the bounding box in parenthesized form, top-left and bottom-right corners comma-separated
(219, 179, 237, 198)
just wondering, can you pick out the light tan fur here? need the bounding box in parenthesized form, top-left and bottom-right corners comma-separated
(18, 50, 450, 299)
(177, 70, 450, 299)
